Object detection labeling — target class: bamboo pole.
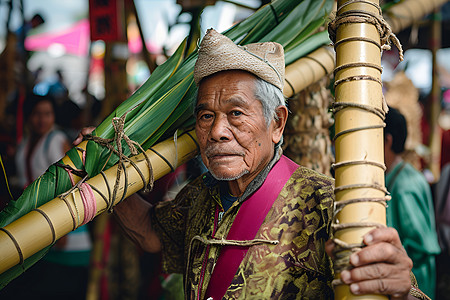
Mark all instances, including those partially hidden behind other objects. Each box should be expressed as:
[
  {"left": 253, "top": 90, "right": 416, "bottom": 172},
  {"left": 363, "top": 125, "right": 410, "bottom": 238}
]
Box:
[
  {"left": 283, "top": 0, "right": 450, "bottom": 98},
  {"left": 283, "top": 46, "right": 335, "bottom": 98},
  {"left": 384, "top": 0, "right": 449, "bottom": 34},
  {"left": 0, "top": 130, "right": 199, "bottom": 275},
  {"left": 332, "top": 0, "right": 387, "bottom": 299}
]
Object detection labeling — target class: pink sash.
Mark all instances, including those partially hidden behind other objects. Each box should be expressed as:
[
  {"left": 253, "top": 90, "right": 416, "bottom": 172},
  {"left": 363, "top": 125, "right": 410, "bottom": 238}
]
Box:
[{"left": 205, "top": 155, "right": 298, "bottom": 299}]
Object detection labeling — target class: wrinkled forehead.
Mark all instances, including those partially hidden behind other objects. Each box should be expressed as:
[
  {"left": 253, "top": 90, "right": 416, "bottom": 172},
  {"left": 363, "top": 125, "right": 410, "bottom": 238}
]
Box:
[{"left": 196, "top": 70, "right": 257, "bottom": 98}]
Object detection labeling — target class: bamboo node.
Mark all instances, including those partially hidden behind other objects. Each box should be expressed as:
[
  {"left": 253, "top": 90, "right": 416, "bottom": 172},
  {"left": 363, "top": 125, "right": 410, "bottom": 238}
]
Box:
[
  {"left": 331, "top": 101, "right": 386, "bottom": 120},
  {"left": 32, "top": 208, "right": 56, "bottom": 245},
  {"left": 333, "top": 124, "right": 385, "bottom": 141},
  {"left": 332, "top": 160, "right": 386, "bottom": 171},
  {"left": 0, "top": 228, "right": 24, "bottom": 265},
  {"left": 334, "top": 75, "right": 382, "bottom": 89},
  {"left": 334, "top": 183, "right": 388, "bottom": 194},
  {"left": 328, "top": 0, "right": 404, "bottom": 61}
]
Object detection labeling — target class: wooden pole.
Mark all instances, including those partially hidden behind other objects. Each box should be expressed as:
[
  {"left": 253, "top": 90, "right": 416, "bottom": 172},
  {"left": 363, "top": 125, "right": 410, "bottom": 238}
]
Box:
[
  {"left": 332, "top": 0, "right": 388, "bottom": 299},
  {"left": 130, "top": 0, "right": 157, "bottom": 73},
  {"left": 428, "top": 9, "right": 442, "bottom": 181},
  {"left": 0, "top": 130, "right": 199, "bottom": 275}
]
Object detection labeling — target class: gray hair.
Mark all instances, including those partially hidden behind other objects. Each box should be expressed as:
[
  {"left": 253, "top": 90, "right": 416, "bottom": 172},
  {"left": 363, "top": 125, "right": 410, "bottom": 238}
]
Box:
[{"left": 253, "top": 77, "right": 286, "bottom": 127}]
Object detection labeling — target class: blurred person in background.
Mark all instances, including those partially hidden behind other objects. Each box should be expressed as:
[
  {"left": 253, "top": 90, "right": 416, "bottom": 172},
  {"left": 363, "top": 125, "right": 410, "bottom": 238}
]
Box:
[
  {"left": 15, "top": 93, "right": 70, "bottom": 188},
  {"left": 1, "top": 93, "right": 91, "bottom": 300},
  {"left": 384, "top": 107, "right": 441, "bottom": 299}
]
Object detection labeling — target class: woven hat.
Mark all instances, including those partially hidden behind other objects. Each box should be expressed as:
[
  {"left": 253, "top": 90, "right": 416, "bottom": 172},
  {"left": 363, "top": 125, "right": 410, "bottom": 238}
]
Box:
[{"left": 194, "top": 29, "right": 285, "bottom": 91}]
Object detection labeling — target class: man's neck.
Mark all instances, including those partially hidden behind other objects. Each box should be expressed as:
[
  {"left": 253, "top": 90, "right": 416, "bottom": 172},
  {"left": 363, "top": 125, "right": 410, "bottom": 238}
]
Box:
[{"left": 386, "top": 155, "right": 403, "bottom": 174}]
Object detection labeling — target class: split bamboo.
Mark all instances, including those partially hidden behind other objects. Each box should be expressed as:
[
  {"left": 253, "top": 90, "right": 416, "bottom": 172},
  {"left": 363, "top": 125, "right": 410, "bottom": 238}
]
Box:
[
  {"left": 332, "top": 0, "right": 387, "bottom": 299},
  {"left": 0, "top": 130, "right": 199, "bottom": 275}
]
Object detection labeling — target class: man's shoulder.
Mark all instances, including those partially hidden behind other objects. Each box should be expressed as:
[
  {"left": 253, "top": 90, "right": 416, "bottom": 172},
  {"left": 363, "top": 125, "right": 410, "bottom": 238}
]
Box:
[
  {"left": 396, "top": 163, "right": 430, "bottom": 189},
  {"left": 281, "top": 165, "right": 334, "bottom": 209},
  {"left": 290, "top": 165, "right": 334, "bottom": 192}
]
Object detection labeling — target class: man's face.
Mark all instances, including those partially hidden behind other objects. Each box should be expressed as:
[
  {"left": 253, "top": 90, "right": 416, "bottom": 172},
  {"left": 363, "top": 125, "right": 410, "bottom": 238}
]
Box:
[{"left": 195, "top": 70, "right": 281, "bottom": 188}]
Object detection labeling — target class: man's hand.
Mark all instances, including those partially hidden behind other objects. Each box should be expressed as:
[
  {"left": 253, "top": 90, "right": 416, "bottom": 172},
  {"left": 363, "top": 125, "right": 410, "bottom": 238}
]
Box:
[
  {"left": 73, "top": 126, "right": 96, "bottom": 146},
  {"left": 326, "top": 227, "right": 413, "bottom": 299}
]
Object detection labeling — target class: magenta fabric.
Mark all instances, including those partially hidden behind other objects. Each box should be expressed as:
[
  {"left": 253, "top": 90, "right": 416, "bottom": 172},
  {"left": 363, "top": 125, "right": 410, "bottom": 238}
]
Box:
[{"left": 205, "top": 155, "right": 299, "bottom": 299}]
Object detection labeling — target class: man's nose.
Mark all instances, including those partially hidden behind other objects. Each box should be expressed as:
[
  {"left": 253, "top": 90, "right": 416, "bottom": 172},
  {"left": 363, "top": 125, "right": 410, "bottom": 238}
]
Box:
[{"left": 209, "top": 115, "right": 232, "bottom": 142}]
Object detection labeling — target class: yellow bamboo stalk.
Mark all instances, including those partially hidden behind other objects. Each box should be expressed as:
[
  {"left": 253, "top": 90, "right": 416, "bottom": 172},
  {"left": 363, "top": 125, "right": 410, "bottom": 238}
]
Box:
[
  {"left": 332, "top": 0, "right": 387, "bottom": 299},
  {"left": 283, "top": 46, "right": 335, "bottom": 98},
  {"left": 283, "top": 0, "right": 449, "bottom": 98},
  {"left": 384, "top": 0, "right": 449, "bottom": 34},
  {"left": 0, "top": 130, "right": 199, "bottom": 275}
]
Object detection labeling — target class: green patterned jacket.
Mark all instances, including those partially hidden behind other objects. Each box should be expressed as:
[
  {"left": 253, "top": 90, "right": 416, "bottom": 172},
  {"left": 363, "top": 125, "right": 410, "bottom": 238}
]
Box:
[{"left": 150, "top": 158, "right": 335, "bottom": 299}]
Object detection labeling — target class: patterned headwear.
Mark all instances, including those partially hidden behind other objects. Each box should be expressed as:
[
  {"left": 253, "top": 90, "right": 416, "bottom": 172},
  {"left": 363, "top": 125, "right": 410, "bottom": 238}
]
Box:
[{"left": 194, "top": 29, "right": 285, "bottom": 91}]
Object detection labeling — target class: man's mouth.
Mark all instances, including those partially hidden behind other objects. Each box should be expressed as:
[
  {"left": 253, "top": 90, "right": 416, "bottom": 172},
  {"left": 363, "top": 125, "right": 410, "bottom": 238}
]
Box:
[
  {"left": 205, "top": 146, "right": 245, "bottom": 159},
  {"left": 207, "top": 153, "right": 241, "bottom": 160}
]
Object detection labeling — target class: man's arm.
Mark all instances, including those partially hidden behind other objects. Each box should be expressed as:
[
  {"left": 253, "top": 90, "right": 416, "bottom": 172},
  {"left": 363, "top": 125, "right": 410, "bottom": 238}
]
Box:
[{"left": 113, "top": 193, "right": 162, "bottom": 253}]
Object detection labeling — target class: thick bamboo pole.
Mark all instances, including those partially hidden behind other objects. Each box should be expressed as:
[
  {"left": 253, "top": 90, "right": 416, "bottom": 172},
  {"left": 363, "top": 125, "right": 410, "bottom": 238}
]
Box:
[
  {"left": 384, "top": 0, "right": 449, "bottom": 34},
  {"left": 332, "top": 0, "right": 387, "bottom": 299},
  {"left": 0, "top": 130, "right": 199, "bottom": 275},
  {"left": 283, "top": 46, "right": 335, "bottom": 98},
  {"left": 283, "top": 0, "right": 450, "bottom": 97}
]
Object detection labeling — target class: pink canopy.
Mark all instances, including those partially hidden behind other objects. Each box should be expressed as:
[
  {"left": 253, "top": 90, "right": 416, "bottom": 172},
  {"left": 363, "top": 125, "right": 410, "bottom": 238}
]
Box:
[
  {"left": 25, "top": 19, "right": 160, "bottom": 56},
  {"left": 25, "top": 19, "right": 90, "bottom": 56}
]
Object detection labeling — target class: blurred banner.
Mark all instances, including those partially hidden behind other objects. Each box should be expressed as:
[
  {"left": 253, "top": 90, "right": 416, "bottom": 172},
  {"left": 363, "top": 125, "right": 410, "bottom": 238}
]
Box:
[{"left": 89, "top": 0, "right": 124, "bottom": 42}]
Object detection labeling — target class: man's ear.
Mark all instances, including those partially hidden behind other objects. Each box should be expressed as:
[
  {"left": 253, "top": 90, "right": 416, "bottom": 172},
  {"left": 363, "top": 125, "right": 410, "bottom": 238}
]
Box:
[
  {"left": 272, "top": 105, "right": 288, "bottom": 144},
  {"left": 385, "top": 133, "right": 393, "bottom": 150}
]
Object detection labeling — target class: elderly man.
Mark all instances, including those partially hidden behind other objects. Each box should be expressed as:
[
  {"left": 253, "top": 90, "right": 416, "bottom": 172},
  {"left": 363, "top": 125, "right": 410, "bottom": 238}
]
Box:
[{"left": 79, "top": 29, "right": 422, "bottom": 299}]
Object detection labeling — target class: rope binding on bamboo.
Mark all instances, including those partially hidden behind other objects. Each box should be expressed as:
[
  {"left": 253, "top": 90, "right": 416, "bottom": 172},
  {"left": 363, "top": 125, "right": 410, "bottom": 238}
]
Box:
[
  {"left": 328, "top": 0, "right": 404, "bottom": 288},
  {"left": 55, "top": 103, "right": 155, "bottom": 234}
]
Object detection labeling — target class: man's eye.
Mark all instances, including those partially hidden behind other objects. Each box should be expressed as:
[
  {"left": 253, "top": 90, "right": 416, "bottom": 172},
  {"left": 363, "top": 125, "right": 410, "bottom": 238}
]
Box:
[
  {"left": 231, "top": 111, "right": 242, "bottom": 117},
  {"left": 200, "top": 113, "right": 213, "bottom": 120}
]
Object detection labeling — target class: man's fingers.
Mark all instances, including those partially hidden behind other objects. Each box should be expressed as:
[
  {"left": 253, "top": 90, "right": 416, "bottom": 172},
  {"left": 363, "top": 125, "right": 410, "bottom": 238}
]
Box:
[
  {"left": 341, "top": 264, "right": 411, "bottom": 297},
  {"left": 332, "top": 227, "right": 413, "bottom": 298},
  {"left": 325, "top": 239, "right": 335, "bottom": 258},
  {"left": 73, "top": 133, "right": 84, "bottom": 145},
  {"left": 363, "top": 227, "right": 404, "bottom": 249},
  {"left": 73, "top": 126, "right": 96, "bottom": 146},
  {"left": 341, "top": 263, "right": 410, "bottom": 283},
  {"left": 346, "top": 278, "right": 411, "bottom": 298},
  {"left": 81, "top": 126, "right": 96, "bottom": 136},
  {"left": 349, "top": 241, "right": 412, "bottom": 268}
]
